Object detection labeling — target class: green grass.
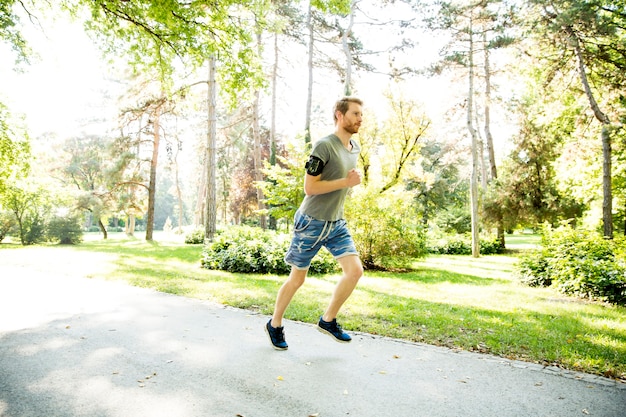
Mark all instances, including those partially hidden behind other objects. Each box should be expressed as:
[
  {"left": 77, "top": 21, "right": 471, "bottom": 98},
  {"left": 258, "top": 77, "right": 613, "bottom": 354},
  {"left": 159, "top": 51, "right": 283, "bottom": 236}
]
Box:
[{"left": 4, "top": 231, "right": 625, "bottom": 382}]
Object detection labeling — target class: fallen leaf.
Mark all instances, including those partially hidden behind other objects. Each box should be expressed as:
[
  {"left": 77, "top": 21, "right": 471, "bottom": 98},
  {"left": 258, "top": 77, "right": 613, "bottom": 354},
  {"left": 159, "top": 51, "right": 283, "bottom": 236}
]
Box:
[
  {"left": 393, "top": 355, "right": 400, "bottom": 359},
  {"left": 379, "top": 370, "right": 387, "bottom": 374},
  {"left": 308, "top": 414, "right": 320, "bottom": 417},
  {"left": 277, "top": 376, "right": 284, "bottom": 381}
]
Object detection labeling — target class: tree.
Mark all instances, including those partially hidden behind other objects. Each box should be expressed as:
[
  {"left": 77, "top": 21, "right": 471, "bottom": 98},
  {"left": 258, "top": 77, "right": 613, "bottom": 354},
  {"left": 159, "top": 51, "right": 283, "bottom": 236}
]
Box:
[
  {"left": 425, "top": 0, "right": 518, "bottom": 255},
  {"left": 409, "top": 138, "right": 469, "bottom": 232},
  {"left": 0, "top": 103, "right": 30, "bottom": 196},
  {"left": 426, "top": 0, "right": 482, "bottom": 256},
  {"left": 1, "top": 182, "right": 47, "bottom": 245},
  {"left": 54, "top": 134, "right": 114, "bottom": 239},
  {"left": 484, "top": 83, "right": 586, "bottom": 229},
  {"left": 525, "top": 0, "right": 626, "bottom": 238},
  {"left": 0, "top": 0, "right": 33, "bottom": 66}
]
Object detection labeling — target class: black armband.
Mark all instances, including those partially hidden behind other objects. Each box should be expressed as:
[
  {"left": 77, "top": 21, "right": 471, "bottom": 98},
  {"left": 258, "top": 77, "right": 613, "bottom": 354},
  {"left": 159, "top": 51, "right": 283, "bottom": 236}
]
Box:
[{"left": 305, "top": 156, "right": 325, "bottom": 176}]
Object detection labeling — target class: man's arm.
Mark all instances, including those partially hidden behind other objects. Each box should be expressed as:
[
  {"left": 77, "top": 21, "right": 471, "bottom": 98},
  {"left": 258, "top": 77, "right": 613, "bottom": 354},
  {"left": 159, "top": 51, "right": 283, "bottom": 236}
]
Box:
[{"left": 304, "top": 169, "right": 361, "bottom": 196}]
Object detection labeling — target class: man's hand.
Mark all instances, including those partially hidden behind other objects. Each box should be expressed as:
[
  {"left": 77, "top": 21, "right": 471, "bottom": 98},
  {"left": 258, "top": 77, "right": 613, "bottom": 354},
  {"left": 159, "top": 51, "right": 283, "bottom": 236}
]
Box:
[{"left": 346, "top": 169, "right": 361, "bottom": 187}]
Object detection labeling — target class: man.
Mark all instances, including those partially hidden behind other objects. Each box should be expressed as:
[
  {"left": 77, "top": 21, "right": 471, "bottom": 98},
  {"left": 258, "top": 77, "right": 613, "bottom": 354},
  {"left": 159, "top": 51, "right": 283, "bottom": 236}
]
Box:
[{"left": 265, "top": 97, "right": 364, "bottom": 350}]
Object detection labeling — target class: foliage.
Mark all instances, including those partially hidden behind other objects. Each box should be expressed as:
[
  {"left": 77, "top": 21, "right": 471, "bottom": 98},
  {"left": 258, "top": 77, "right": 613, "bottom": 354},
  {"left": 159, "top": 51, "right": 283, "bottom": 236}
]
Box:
[
  {"left": 345, "top": 188, "right": 427, "bottom": 269},
  {"left": 518, "top": 224, "right": 626, "bottom": 305},
  {"left": 427, "top": 233, "right": 505, "bottom": 255},
  {"left": 201, "top": 226, "right": 337, "bottom": 275},
  {"left": 0, "top": 0, "right": 32, "bottom": 65},
  {"left": 484, "top": 88, "right": 587, "bottom": 230},
  {"left": 257, "top": 146, "right": 306, "bottom": 226},
  {"left": 184, "top": 227, "right": 205, "bottom": 245},
  {"left": 0, "top": 210, "right": 16, "bottom": 242},
  {"left": 73, "top": 0, "right": 266, "bottom": 102},
  {"left": 0, "top": 103, "right": 30, "bottom": 196},
  {"left": 0, "top": 183, "right": 49, "bottom": 245},
  {"left": 47, "top": 213, "right": 84, "bottom": 244},
  {"left": 408, "top": 137, "right": 469, "bottom": 233}
]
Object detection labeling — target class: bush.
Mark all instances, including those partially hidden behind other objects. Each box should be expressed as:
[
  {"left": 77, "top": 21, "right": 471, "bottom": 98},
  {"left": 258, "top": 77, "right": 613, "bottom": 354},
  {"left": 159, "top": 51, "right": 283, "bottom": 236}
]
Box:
[
  {"left": 22, "top": 211, "right": 46, "bottom": 245},
  {"left": 201, "top": 226, "right": 337, "bottom": 275},
  {"left": 517, "top": 225, "right": 626, "bottom": 305},
  {"left": 47, "top": 214, "right": 83, "bottom": 244},
  {"left": 427, "top": 233, "right": 505, "bottom": 255},
  {"left": 185, "top": 227, "right": 206, "bottom": 244},
  {"left": 518, "top": 251, "right": 551, "bottom": 287},
  {"left": 345, "top": 189, "right": 427, "bottom": 269}
]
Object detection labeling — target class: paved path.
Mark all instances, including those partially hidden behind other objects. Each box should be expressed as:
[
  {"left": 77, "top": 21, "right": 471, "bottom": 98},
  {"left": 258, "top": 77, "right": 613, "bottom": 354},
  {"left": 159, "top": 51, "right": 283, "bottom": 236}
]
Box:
[{"left": 1, "top": 248, "right": 625, "bottom": 417}]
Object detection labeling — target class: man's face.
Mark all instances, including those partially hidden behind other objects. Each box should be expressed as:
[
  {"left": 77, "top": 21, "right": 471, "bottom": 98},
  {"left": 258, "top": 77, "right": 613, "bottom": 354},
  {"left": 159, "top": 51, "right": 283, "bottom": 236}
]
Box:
[{"left": 339, "top": 102, "right": 363, "bottom": 134}]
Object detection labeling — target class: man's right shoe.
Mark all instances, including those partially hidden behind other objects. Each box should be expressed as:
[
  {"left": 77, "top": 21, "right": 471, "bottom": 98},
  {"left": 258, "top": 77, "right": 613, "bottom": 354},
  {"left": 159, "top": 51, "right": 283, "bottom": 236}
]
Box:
[{"left": 265, "top": 319, "right": 288, "bottom": 350}]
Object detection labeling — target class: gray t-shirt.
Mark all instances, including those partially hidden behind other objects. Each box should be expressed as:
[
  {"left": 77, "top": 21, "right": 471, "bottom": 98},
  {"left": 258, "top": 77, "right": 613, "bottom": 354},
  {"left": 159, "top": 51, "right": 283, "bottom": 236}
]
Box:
[{"left": 299, "top": 134, "right": 361, "bottom": 221}]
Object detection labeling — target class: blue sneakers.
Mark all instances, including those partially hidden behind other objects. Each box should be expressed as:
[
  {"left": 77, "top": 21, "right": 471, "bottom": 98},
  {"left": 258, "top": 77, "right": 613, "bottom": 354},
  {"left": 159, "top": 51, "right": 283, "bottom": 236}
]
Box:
[
  {"left": 317, "top": 316, "right": 352, "bottom": 343},
  {"left": 265, "top": 319, "right": 288, "bottom": 350}
]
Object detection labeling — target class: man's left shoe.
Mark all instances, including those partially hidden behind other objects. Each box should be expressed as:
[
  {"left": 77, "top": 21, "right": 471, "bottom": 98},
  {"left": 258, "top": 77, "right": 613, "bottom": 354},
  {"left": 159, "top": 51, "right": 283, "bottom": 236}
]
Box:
[{"left": 317, "top": 316, "right": 352, "bottom": 343}]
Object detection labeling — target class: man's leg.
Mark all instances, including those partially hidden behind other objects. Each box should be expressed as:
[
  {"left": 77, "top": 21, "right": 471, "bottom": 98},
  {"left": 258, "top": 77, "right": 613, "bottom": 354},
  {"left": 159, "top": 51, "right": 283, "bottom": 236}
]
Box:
[
  {"left": 322, "top": 254, "right": 363, "bottom": 322},
  {"left": 271, "top": 266, "right": 308, "bottom": 327}
]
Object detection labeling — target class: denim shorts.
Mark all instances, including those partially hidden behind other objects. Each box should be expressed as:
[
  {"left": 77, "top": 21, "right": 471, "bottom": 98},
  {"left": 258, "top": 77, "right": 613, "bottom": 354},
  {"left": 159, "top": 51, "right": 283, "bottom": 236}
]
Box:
[{"left": 284, "top": 211, "right": 359, "bottom": 270}]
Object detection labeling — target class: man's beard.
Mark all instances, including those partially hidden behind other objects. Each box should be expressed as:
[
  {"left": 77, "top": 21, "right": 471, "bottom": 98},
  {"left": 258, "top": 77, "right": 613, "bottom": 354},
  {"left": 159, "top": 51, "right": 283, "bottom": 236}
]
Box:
[{"left": 344, "top": 122, "right": 360, "bottom": 134}]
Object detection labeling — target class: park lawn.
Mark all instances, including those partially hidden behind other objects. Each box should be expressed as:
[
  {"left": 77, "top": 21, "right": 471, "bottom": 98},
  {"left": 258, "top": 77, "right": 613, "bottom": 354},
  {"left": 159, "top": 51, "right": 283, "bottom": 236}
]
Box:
[{"left": 6, "top": 231, "right": 625, "bottom": 382}]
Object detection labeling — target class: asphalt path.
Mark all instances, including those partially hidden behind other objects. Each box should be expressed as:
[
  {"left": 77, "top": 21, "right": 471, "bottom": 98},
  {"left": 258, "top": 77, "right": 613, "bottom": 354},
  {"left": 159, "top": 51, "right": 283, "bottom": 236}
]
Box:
[{"left": 1, "top": 248, "right": 625, "bottom": 417}]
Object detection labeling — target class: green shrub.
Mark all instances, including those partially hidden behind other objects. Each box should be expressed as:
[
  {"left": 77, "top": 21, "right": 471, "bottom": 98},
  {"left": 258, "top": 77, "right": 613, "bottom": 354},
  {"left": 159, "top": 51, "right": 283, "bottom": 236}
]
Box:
[
  {"left": 201, "top": 226, "right": 337, "bottom": 275},
  {"left": 185, "top": 228, "right": 206, "bottom": 244},
  {"left": 427, "top": 233, "right": 505, "bottom": 255},
  {"left": 518, "top": 250, "right": 551, "bottom": 287},
  {"left": 22, "top": 211, "right": 46, "bottom": 245},
  {"left": 517, "top": 225, "right": 626, "bottom": 305},
  {"left": 47, "top": 214, "right": 83, "bottom": 244},
  {"left": 346, "top": 189, "right": 427, "bottom": 269}
]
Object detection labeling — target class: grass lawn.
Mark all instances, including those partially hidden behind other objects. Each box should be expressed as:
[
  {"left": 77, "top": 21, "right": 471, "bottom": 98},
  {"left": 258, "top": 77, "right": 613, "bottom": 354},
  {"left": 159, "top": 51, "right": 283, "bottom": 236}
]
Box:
[{"left": 3, "top": 231, "right": 625, "bottom": 382}]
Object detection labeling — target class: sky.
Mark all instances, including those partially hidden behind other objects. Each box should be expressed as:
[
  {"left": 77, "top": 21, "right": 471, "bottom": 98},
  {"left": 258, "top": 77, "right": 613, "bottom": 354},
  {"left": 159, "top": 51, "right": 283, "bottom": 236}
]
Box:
[
  {"left": 0, "top": 4, "right": 518, "bottom": 161},
  {"left": 0, "top": 14, "right": 118, "bottom": 138}
]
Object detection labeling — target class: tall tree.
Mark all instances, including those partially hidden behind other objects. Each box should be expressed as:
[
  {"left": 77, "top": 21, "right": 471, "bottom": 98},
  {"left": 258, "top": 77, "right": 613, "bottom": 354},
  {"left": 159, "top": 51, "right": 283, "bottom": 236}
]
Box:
[
  {"left": 525, "top": 0, "right": 626, "bottom": 238},
  {"left": 426, "top": 0, "right": 483, "bottom": 256}
]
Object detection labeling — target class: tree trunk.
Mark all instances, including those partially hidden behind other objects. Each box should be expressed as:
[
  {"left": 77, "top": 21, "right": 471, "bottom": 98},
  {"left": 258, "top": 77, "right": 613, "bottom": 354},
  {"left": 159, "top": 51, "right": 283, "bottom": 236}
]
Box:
[
  {"left": 601, "top": 125, "right": 613, "bottom": 238},
  {"left": 304, "top": 1, "right": 314, "bottom": 145},
  {"left": 174, "top": 156, "right": 184, "bottom": 233},
  {"left": 145, "top": 105, "right": 160, "bottom": 241},
  {"left": 483, "top": 29, "right": 504, "bottom": 247},
  {"left": 341, "top": 3, "right": 355, "bottom": 96},
  {"left": 204, "top": 55, "right": 218, "bottom": 242},
  {"left": 570, "top": 27, "right": 613, "bottom": 238},
  {"left": 126, "top": 214, "right": 135, "bottom": 237},
  {"left": 195, "top": 148, "right": 207, "bottom": 227},
  {"left": 467, "top": 17, "right": 480, "bottom": 258},
  {"left": 269, "top": 30, "right": 279, "bottom": 230},
  {"left": 253, "top": 31, "right": 266, "bottom": 229},
  {"left": 98, "top": 217, "right": 108, "bottom": 240}
]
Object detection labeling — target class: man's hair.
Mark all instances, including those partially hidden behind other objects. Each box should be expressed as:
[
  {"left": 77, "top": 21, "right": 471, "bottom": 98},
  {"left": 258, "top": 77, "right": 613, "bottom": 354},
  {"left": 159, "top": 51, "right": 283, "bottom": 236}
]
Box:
[{"left": 333, "top": 96, "right": 363, "bottom": 122}]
